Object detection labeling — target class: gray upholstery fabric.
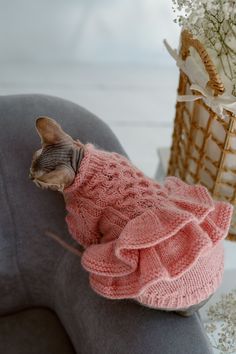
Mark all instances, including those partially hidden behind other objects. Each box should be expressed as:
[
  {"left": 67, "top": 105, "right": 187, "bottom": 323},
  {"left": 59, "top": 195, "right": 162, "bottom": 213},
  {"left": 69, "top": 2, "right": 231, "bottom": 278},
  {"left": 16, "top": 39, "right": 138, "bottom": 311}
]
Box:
[
  {"left": 0, "top": 308, "right": 75, "bottom": 354},
  {"left": 0, "top": 94, "right": 213, "bottom": 354}
]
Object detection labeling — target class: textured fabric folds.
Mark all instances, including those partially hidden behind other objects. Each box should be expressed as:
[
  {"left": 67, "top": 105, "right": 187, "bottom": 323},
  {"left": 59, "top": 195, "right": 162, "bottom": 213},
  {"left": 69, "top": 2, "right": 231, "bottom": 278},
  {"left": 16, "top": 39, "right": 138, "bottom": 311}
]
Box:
[{"left": 64, "top": 144, "right": 233, "bottom": 310}]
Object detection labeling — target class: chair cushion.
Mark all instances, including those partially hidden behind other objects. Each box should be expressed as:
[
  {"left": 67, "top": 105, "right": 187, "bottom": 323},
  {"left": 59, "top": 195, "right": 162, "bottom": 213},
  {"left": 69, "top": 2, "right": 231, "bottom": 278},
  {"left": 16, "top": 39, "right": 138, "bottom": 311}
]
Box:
[
  {"left": 0, "top": 94, "right": 213, "bottom": 354},
  {"left": 0, "top": 308, "right": 75, "bottom": 354}
]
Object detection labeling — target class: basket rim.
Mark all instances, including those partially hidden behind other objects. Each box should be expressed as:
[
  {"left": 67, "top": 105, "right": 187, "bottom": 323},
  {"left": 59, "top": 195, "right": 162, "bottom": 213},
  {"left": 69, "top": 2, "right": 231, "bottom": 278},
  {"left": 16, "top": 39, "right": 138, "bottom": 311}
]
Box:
[{"left": 180, "top": 30, "right": 225, "bottom": 97}]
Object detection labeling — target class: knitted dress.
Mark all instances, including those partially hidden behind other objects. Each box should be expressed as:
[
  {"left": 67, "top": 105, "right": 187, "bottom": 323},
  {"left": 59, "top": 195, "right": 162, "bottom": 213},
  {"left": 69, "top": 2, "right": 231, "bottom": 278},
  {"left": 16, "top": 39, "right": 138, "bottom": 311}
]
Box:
[{"left": 63, "top": 144, "right": 233, "bottom": 310}]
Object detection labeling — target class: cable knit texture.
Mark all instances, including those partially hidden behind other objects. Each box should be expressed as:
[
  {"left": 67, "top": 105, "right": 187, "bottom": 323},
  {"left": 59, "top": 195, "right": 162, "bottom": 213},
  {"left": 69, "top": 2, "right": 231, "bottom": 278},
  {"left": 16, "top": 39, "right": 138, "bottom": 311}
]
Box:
[{"left": 63, "top": 144, "right": 233, "bottom": 310}]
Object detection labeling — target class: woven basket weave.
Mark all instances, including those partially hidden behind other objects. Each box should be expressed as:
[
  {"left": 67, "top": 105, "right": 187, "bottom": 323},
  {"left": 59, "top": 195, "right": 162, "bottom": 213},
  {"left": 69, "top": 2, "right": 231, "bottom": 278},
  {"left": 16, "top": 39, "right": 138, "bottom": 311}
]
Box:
[{"left": 167, "top": 30, "right": 236, "bottom": 241}]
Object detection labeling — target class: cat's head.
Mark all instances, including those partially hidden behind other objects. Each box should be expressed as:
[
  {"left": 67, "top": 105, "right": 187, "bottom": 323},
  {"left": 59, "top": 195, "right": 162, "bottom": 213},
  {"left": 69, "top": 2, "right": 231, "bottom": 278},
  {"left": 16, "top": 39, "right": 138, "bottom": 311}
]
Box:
[{"left": 29, "top": 116, "right": 84, "bottom": 192}]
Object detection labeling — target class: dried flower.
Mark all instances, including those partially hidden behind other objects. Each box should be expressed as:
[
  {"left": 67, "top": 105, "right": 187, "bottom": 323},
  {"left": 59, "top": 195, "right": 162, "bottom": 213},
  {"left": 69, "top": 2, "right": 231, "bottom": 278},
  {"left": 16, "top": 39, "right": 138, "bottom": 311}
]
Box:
[
  {"left": 204, "top": 289, "right": 236, "bottom": 353},
  {"left": 172, "top": 0, "right": 236, "bottom": 96}
]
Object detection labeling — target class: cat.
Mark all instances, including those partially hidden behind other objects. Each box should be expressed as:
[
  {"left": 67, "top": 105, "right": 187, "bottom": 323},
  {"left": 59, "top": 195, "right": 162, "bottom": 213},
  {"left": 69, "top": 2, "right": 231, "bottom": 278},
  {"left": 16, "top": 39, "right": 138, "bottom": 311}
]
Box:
[
  {"left": 29, "top": 116, "right": 84, "bottom": 192},
  {"left": 30, "top": 116, "right": 217, "bottom": 316}
]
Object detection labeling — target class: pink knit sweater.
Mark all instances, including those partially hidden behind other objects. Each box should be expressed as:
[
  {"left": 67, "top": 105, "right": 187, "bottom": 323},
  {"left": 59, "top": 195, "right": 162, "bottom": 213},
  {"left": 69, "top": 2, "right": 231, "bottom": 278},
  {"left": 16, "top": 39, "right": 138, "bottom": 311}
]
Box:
[{"left": 63, "top": 144, "right": 233, "bottom": 310}]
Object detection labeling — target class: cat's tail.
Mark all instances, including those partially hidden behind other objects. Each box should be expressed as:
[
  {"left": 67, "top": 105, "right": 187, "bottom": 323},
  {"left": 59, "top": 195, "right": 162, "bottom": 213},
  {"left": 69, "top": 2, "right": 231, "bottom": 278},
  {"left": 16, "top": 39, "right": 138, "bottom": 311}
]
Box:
[{"left": 45, "top": 230, "right": 83, "bottom": 257}]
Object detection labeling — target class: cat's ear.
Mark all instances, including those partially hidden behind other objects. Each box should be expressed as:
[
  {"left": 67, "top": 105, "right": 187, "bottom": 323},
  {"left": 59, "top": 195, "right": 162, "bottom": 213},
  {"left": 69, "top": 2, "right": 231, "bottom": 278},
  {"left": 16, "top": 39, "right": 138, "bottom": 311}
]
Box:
[
  {"left": 35, "top": 116, "right": 72, "bottom": 145},
  {"left": 36, "top": 167, "right": 75, "bottom": 192}
]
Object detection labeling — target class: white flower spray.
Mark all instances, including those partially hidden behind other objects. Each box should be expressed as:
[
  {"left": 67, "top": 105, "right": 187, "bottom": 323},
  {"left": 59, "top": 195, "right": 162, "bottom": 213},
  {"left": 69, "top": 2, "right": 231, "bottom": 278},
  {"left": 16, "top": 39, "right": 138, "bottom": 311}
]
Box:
[
  {"left": 205, "top": 289, "right": 236, "bottom": 354},
  {"left": 172, "top": 0, "right": 236, "bottom": 95}
]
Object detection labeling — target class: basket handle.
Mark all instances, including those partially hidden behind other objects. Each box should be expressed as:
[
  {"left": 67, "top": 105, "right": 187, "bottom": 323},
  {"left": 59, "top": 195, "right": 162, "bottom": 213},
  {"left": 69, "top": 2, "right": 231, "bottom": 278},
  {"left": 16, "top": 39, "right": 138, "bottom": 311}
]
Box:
[{"left": 180, "top": 30, "right": 225, "bottom": 96}]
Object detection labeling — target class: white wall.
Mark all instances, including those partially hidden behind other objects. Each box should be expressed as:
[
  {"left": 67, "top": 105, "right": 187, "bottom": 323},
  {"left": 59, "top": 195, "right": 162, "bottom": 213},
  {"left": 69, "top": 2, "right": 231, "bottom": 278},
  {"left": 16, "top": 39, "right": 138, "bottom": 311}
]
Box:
[
  {"left": 0, "top": 0, "right": 180, "bottom": 177},
  {"left": 0, "top": 0, "right": 179, "bottom": 64}
]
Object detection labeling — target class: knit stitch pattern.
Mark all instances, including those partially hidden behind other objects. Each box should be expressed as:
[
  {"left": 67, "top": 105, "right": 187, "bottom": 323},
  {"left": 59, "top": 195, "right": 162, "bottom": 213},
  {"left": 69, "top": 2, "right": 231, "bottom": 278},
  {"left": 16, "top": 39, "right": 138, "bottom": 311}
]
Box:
[{"left": 63, "top": 144, "right": 233, "bottom": 310}]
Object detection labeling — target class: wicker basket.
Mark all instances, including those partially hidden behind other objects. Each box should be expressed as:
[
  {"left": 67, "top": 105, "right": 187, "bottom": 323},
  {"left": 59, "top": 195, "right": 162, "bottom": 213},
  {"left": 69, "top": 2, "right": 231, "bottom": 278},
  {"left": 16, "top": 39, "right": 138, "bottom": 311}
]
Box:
[{"left": 167, "top": 30, "right": 236, "bottom": 241}]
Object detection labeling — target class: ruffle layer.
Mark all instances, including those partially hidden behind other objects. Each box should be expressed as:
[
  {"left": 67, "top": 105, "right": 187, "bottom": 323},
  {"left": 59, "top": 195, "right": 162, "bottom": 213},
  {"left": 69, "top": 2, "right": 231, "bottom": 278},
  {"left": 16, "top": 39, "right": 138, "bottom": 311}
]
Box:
[{"left": 81, "top": 176, "right": 233, "bottom": 299}]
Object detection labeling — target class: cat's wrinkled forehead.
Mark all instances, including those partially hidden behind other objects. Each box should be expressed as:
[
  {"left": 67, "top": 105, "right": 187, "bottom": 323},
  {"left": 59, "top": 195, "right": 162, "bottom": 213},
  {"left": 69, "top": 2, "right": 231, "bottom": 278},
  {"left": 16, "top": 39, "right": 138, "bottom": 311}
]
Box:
[{"left": 32, "top": 142, "right": 74, "bottom": 172}]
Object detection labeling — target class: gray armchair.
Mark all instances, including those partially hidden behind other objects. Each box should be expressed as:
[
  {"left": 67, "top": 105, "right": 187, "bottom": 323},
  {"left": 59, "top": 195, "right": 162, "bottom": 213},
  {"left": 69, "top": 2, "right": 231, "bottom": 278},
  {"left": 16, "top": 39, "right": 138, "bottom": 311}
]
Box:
[{"left": 0, "top": 94, "right": 213, "bottom": 354}]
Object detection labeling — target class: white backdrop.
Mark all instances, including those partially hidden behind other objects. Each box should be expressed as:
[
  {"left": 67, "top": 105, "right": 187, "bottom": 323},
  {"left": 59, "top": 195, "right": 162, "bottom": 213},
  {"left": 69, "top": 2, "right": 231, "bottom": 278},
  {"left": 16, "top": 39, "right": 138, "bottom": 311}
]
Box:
[
  {"left": 0, "top": 0, "right": 179, "bottom": 64},
  {"left": 0, "top": 0, "right": 180, "bottom": 177}
]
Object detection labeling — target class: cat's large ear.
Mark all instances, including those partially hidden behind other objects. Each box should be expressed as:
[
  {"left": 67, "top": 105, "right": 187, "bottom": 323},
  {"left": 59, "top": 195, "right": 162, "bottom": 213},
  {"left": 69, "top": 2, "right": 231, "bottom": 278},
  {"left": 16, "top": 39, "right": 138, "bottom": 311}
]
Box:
[
  {"left": 36, "top": 167, "right": 75, "bottom": 192},
  {"left": 35, "top": 116, "right": 72, "bottom": 145}
]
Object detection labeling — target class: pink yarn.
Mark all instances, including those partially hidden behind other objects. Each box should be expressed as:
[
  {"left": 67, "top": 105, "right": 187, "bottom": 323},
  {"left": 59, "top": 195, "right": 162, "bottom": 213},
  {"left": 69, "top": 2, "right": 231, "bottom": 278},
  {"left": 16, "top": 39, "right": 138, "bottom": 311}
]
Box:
[{"left": 63, "top": 144, "right": 233, "bottom": 310}]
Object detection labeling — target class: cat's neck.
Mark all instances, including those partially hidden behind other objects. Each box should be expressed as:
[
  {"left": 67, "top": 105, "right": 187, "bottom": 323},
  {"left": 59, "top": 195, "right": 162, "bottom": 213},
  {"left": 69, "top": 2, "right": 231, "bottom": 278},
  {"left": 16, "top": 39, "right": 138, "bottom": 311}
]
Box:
[{"left": 72, "top": 146, "right": 85, "bottom": 173}]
